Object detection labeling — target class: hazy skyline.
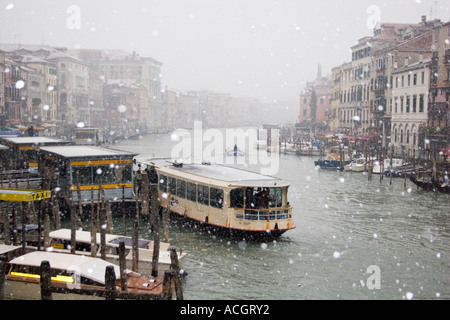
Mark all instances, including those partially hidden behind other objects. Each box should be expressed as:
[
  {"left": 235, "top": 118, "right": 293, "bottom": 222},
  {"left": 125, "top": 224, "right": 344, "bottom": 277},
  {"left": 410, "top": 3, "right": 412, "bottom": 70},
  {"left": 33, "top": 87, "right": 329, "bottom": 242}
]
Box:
[{"left": 1, "top": 0, "right": 449, "bottom": 103}]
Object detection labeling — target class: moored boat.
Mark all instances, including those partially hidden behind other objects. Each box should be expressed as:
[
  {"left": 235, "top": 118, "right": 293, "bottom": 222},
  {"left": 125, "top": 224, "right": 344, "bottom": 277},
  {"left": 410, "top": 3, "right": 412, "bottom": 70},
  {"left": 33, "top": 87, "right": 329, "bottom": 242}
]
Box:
[
  {"left": 314, "top": 146, "right": 350, "bottom": 170},
  {"left": 139, "top": 158, "right": 295, "bottom": 240},
  {"left": 344, "top": 158, "right": 368, "bottom": 172},
  {"left": 47, "top": 229, "right": 187, "bottom": 277},
  {"left": 409, "top": 174, "right": 450, "bottom": 193},
  {"left": 2, "top": 251, "right": 168, "bottom": 300},
  {"left": 373, "top": 158, "right": 407, "bottom": 175}
]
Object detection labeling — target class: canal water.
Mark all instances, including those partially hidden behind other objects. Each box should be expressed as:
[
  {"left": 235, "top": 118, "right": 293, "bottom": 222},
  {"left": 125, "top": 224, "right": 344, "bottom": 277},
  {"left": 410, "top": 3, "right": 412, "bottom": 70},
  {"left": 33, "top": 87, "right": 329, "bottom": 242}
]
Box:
[{"left": 112, "top": 131, "right": 449, "bottom": 300}]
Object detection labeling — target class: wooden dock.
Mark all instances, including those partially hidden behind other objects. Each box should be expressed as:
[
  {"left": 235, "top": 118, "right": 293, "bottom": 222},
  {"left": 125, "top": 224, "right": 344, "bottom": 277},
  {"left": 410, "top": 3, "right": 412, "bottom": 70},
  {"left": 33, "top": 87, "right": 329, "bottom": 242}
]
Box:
[{"left": 0, "top": 173, "right": 185, "bottom": 300}]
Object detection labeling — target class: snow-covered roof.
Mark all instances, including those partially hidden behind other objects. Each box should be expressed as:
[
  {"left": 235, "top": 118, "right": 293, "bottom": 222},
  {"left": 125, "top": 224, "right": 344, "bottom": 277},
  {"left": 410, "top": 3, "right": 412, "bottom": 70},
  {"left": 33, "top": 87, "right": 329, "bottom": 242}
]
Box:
[
  {"left": 8, "top": 251, "right": 120, "bottom": 284},
  {"left": 39, "top": 145, "right": 137, "bottom": 159}
]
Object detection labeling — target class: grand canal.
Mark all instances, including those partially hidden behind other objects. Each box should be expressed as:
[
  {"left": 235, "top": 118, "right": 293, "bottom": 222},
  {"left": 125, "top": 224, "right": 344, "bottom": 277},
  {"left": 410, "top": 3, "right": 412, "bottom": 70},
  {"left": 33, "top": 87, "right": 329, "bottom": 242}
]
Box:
[{"left": 113, "top": 131, "right": 449, "bottom": 300}]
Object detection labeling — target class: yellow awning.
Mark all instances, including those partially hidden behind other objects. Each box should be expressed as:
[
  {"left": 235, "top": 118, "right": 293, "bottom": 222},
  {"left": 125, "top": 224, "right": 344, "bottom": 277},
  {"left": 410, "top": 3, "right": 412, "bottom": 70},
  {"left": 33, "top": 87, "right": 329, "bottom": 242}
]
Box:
[{"left": 0, "top": 188, "right": 51, "bottom": 202}]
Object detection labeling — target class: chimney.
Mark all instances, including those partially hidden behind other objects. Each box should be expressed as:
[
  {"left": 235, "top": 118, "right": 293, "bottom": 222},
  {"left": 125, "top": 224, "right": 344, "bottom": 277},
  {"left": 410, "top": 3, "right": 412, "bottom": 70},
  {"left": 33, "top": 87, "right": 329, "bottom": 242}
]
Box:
[{"left": 421, "top": 15, "right": 426, "bottom": 24}]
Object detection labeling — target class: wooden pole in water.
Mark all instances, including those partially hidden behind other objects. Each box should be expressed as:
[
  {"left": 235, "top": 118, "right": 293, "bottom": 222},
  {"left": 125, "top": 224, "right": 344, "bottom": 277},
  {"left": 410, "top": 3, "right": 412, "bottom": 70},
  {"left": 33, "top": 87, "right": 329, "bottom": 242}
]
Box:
[
  {"left": 40, "top": 260, "right": 52, "bottom": 300},
  {"left": 70, "top": 199, "right": 76, "bottom": 254},
  {"left": 132, "top": 220, "right": 139, "bottom": 273},
  {"left": 141, "top": 171, "right": 149, "bottom": 216},
  {"left": 76, "top": 183, "right": 82, "bottom": 219},
  {"left": 1, "top": 203, "right": 11, "bottom": 245},
  {"left": 105, "top": 265, "right": 117, "bottom": 301},
  {"left": 163, "top": 205, "right": 170, "bottom": 243},
  {"left": 43, "top": 199, "right": 50, "bottom": 250},
  {"left": 52, "top": 194, "right": 61, "bottom": 230},
  {"left": 90, "top": 187, "right": 97, "bottom": 258},
  {"left": 118, "top": 241, "right": 127, "bottom": 291},
  {"left": 169, "top": 246, "right": 183, "bottom": 300},
  {"left": 100, "top": 193, "right": 106, "bottom": 261},
  {"left": 106, "top": 200, "right": 113, "bottom": 234},
  {"left": 162, "top": 270, "right": 173, "bottom": 300},
  {"left": 122, "top": 185, "right": 126, "bottom": 236},
  {"left": 21, "top": 203, "right": 26, "bottom": 253},
  {"left": 12, "top": 205, "right": 17, "bottom": 246},
  {"left": 150, "top": 183, "right": 160, "bottom": 277},
  {"left": 0, "top": 257, "right": 6, "bottom": 300}
]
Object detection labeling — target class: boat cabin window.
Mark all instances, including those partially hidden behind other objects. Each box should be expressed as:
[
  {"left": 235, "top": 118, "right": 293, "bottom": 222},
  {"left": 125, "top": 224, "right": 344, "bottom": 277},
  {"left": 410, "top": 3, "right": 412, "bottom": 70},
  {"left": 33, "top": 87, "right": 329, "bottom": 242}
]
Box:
[
  {"left": 246, "top": 187, "right": 270, "bottom": 209},
  {"left": 177, "top": 180, "right": 186, "bottom": 199},
  {"left": 269, "top": 188, "right": 282, "bottom": 208},
  {"left": 187, "top": 182, "right": 196, "bottom": 202},
  {"left": 73, "top": 163, "right": 132, "bottom": 185},
  {"left": 230, "top": 189, "right": 244, "bottom": 208},
  {"left": 197, "top": 185, "right": 209, "bottom": 206},
  {"left": 93, "top": 165, "right": 115, "bottom": 184},
  {"left": 73, "top": 166, "right": 91, "bottom": 185},
  {"left": 210, "top": 187, "right": 224, "bottom": 209},
  {"left": 51, "top": 239, "right": 95, "bottom": 253},
  {"left": 159, "top": 174, "right": 167, "bottom": 192},
  {"left": 168, "top": 177, "right": 177, "bottom": 195}
]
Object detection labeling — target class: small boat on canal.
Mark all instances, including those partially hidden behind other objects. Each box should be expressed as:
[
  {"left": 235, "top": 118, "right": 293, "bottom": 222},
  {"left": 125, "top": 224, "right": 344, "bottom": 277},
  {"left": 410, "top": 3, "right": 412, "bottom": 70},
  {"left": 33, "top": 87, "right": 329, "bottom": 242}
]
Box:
[
  {"left": 47, "top": 229, "right": 187, "bottom": 277},
  {"left": 138, "top": 158, "right": 295, "bottom": 240},
  {"left": 409, "top": 174, "right": 450, "bottom": 194},
  {"left": 314, "top": 146, "right": 350, "bottom": 170},
  {"left": 344, "top": 158, "right": 369, "bottom": 172},
  {"left": 2, "top": 251, "right": 168, "bottom": 300},
  {"left": 373, "top": 158, "right": 408, "bottom": 175}
]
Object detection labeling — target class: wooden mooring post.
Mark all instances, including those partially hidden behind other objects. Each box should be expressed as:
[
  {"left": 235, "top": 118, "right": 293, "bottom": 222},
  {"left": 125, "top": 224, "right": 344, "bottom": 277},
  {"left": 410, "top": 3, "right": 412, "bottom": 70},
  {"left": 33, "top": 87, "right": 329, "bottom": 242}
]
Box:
[
  {"left": 0, "top": 257, "right": 6, "bottom": 300},
  {"left": 169, "top": 246, "right": 183, "bottom": 300},
  {"left": 150, "top": 183, "right": 160, "bottom": 277},
  {"left": 132, "top": 220, "right": 139, "bottom": 272}
]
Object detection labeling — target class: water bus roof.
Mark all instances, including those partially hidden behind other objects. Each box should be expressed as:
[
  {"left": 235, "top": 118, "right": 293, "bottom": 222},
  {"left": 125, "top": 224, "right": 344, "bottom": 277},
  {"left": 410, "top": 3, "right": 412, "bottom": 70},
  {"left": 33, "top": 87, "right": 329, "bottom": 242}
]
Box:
[
  {"left": 39, "top": 145, "right": 137, "bottom": 160},
  {"left": 8, "top": 251, "right": 120, "bottom": 284},
  {"left": 0, "top": 244, "right": 21, "bottom": 255},
  {"left": 142, "top": 158, "right": 289, "bottom": 188},
  {"left": 49, "top": 229, "right": 152, "bottom": 249},
  {"left": 0, "top": 136, "right": 71, "bottom": 146}
]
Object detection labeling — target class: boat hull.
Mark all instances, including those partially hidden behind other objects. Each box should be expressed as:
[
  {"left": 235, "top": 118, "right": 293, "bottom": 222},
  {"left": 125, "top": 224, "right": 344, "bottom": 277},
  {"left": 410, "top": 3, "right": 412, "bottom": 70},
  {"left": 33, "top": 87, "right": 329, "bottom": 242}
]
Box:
[
  {"left": 314, "top": 160, "right": 347, "bottom": 170},
  {"left": 409, "top": 175, "right": 450, "bottom": 193},
  {"left": 3, "top": 279, "right": 105, "bottom": 300},
  {"left": 169, "top": 210, "right": 292, "bottom": 240}
]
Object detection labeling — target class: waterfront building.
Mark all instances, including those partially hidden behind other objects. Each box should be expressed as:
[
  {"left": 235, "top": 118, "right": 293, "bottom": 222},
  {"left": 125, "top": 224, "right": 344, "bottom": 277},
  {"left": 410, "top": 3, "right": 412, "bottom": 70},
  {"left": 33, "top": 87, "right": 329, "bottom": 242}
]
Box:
[
  {"left": 328, "top": 65, "right": 342, "bottom": 132},
  {"left": 427, "top": 22, "right": 450, "bottom": 157},
  {"left": 298, "top": 64, "right": 332, "bottom": 133},
  {"left": 320, "top": 16, "right": 445, "bottom": 159},
  {"left": 23, "top": 55, "right": 59, "bottom": 135},
  {"left": 390, "top": 31, "right": 433, "bottom": 158},
  {"left": 348, "top": 37, "right": 372, "bottom": 135},
  {"left": 45, "top": 50, "right": 91, "bottom": 134}
]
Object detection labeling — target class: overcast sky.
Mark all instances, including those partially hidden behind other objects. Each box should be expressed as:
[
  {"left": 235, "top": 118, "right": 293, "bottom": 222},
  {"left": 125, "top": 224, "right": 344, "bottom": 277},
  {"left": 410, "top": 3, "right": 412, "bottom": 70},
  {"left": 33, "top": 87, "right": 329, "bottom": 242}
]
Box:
[{"left": 1, "top": 0, "right": 449, "bottom": 102}]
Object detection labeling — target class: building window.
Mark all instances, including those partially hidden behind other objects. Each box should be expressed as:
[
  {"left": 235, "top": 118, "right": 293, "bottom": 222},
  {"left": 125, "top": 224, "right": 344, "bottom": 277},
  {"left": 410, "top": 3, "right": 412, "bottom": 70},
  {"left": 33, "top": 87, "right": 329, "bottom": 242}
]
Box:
[
  {"left": 413, "top": 73, "right": 417, "bottom": 85},
  {"left": 412, "top": 95, "right": 417, "bottom": 112},
  {"left": 419, "top": 95, "right": 424, "bottom": 112},
  {"left": 406, "top": 96, "right": 410, "bottom": 113}
]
